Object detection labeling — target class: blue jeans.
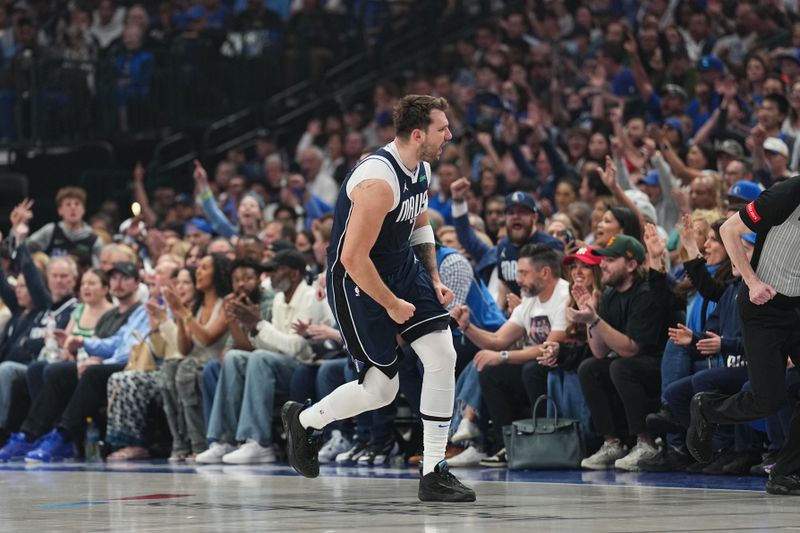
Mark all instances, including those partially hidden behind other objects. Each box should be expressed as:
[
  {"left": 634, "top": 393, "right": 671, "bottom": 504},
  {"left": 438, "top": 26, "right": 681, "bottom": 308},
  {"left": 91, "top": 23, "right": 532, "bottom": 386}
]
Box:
[
  {"left": 660, "top": 340, "right": 720, "bottom": 400},
  {"left": 206, "top": 349, "right": 297, "bottom": 447},
  {"left": 201, "top": 359, "right": 221, "bottom": 429},
  {"left": 318, "top": 358, "right": 395, "bottom": 444},
  {"left": 290, "top": 364, "right": 319, "bottom": 403},
  {"left": 664, "top": 366, "right": 750, "bottom": 449},
  {"left": 0, "top": 361, "right": 27, "bottom": 428},
  {"left": 454, "top": 363, "right": 482, "bottom": 418}
]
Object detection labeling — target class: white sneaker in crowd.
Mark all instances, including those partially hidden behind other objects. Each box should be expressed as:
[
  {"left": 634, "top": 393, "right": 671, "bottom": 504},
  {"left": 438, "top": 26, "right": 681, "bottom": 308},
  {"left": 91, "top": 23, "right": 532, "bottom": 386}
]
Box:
[
  {"left": 195, "top": 442, "right": 236, "bottom": 464},
  {"left": 447, "top": 445, "right": 487, "bottom": 467},
  {"left": 580, "top": 440, "right": 627, "bottom": 470},
  {"left": 451, "top": 418, "right": 481, "bottom": 443},
  {"left": 614, "top": 440, "right": 660, "bottom": 472},
  {"left": 335, "top": 442, "right": 369, "bottom": 464},
  {"left": 222, "top": 439, "right": 276, "bottom": 464},
  {"left": 318, "top": 430, "right": 352, "bottom": 463}
]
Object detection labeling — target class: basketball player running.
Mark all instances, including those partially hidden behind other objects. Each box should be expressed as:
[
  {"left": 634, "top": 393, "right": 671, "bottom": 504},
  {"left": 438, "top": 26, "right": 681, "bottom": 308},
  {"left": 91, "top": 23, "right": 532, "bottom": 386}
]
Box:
[{"left": 282, "top": 95, "right": 475, "bottom": 502}]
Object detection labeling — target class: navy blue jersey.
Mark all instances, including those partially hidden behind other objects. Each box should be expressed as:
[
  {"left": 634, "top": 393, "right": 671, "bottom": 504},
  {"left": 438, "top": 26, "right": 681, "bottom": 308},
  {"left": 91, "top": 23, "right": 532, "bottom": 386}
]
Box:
[
  {"left": 328, "top": 143, "right": 430, "bottom": 275},
  {"left": 325, "top": 142, "right": 450, "bottom": 380},
  {"left": 496, "top": 231, "right": 564, "bottom": 295}
]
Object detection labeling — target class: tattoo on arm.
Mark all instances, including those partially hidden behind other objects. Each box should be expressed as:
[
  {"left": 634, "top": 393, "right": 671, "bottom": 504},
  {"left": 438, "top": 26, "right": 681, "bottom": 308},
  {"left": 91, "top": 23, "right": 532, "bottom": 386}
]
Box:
[
  {"left": 413, "top": 242, "right": 438, "bottom": 279},
  {"left": 355, "top": 181, "right": 379, "bottom": 192}
]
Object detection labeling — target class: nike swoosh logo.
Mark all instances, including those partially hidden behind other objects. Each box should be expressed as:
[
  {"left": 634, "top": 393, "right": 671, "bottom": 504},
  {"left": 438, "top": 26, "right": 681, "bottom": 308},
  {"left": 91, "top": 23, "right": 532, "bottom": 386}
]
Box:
[{"left": 437, "top": 423, "right": 450, "bottom": 428}]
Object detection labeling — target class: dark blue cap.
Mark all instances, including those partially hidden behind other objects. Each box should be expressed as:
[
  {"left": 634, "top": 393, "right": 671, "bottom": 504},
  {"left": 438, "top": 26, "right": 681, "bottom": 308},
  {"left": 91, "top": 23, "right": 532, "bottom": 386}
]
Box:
[
  {"left": 505, "top": 191, "right": 538, "bottom": 214},
  {"left": 185, "top": 217, "right": 213, "bottom": 235},
  {"left": 664, "top": 118, "right": 683, "bottom": 132},
  {"left": 698, "top": 55, "right": 724, "bottom": 72},
  {"left": 727, "top": 181, "right": 762, "bottom": 203},
  {"left": 175, "top": 193, "right": 194, "bottom": 206},
  {"left": 639, "top": 170, "right": 660, "bottom": 187}
]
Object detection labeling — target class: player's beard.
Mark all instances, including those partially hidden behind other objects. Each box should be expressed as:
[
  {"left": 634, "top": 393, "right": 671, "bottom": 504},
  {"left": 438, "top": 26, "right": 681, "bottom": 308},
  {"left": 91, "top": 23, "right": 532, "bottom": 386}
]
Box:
[{"left": 417, "top": 139, "right": 442, "bottom": 163}]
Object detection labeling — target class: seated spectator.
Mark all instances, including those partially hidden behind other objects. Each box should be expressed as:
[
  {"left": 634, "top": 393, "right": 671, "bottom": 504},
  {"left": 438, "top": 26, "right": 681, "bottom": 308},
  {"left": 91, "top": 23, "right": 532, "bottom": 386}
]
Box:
[
  {"left": 200, "top": 258, "right": 273, "bottom": 426},
  {"left": 197, "top": 250, "right": 331, "bottom": 464},
  {"left": 574, "top": 235, "right": 666, "bottom": 471},
  {"left": 298, "top": 146, "right": 339, "bottom": 207},
  {"left": 0, "top": 262, "right": 146, "bottom": 462},
  {"left": 0, "top": 244, "right": 55, "bottom": 445},
  {"left": 160, "top": 254, "right": 231, "bottom": 461},
  {"left": 104, "top": 260, "right": 184, "bottom": 461},
  {"left": 450, "top": 244, "right": 569, "bottom": 468}
]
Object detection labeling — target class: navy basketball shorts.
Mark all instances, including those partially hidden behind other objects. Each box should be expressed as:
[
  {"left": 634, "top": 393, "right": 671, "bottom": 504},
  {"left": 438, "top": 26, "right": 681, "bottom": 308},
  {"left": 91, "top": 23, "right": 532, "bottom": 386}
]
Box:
[{"left": 328, "top": 260, "right": 451, "bottom": 381}]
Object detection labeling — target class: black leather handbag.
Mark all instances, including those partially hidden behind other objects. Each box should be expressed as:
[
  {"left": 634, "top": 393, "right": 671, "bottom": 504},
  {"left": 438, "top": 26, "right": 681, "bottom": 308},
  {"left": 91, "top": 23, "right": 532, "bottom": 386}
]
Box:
[{"left": 503, "top": 395, "right": 585, "bottom": 470}]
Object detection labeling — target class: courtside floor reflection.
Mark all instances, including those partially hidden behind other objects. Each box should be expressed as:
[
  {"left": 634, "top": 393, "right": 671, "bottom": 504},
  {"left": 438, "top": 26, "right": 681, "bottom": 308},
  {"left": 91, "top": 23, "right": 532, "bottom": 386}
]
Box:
[{"left": 0, "top": 461, "right": 795, "bottom": 532}]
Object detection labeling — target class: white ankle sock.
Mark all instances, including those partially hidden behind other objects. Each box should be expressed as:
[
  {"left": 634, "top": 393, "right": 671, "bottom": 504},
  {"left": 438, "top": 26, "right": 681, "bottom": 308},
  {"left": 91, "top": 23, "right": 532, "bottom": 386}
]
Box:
[{"left": 422, "top": 418, "right": 451, "bottom": 476}]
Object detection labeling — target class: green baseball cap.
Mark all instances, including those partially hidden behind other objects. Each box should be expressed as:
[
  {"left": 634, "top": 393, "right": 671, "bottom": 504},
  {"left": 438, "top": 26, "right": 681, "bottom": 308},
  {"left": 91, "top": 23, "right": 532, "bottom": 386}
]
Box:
[{"left": 591, "top": 234, "right": 646, "bottom": 264}]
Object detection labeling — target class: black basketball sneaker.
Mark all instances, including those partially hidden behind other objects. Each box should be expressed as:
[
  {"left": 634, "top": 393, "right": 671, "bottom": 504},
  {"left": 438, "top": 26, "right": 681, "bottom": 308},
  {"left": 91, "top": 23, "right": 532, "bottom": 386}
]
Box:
[
  {"left": 418, "top": 460, "right": 476, "bottom": 502},
  {"left": 281, "top": 401, "right": 322, "bottom": 478}
]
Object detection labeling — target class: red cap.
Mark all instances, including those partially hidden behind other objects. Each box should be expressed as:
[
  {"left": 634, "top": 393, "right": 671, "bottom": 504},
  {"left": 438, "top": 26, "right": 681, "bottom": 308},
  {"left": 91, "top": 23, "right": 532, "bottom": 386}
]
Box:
[{"left": 563, "top": 246, "right": 603, "bottom": 266}]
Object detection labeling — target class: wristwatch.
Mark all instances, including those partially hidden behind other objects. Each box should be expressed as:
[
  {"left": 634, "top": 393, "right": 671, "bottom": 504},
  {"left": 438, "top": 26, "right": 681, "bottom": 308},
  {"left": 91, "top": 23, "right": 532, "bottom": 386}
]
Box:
[{"left": 499, "top": 350, "right": 509, "bottom": 363}]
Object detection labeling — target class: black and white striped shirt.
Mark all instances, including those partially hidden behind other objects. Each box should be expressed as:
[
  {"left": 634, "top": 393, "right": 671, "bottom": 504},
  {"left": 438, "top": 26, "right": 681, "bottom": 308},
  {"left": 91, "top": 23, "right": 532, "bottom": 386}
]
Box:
[{"left": 741, "top": 176, "right": 800, "bottom": 299}]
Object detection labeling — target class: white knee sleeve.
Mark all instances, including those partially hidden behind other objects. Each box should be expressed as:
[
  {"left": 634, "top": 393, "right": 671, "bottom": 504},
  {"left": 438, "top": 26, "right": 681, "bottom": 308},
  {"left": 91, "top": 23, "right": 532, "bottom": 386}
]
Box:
[
  {"left": 362, "top": 366, "right": 400, "bottom": 406},
  {"left": 300, "top": 366, "right": 399, "bottom": 430},
  {"left": 412, "top": 329, "right": 457, "bottom": 420}
]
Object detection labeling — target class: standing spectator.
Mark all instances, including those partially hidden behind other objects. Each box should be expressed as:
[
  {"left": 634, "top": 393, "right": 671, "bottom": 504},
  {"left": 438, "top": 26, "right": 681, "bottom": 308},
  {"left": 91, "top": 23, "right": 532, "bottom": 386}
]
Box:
[
  {"left": 90, "top": 0, "right": 125, "bottom": 51},
  {"left": 13, "top": 192, "right": 102, "bottom": 265},
  {"left": 451, "top": 180, "right": 563, "bottom": 310},
  {"left": 115, "top": 24, "right": 153, "bottom": 132}
]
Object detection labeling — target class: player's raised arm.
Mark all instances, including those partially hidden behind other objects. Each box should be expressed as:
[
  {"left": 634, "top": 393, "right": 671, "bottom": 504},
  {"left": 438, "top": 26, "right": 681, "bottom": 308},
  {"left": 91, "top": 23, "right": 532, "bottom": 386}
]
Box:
[{"left": 341, "top": 178, "right": 415, "bottom": 323}]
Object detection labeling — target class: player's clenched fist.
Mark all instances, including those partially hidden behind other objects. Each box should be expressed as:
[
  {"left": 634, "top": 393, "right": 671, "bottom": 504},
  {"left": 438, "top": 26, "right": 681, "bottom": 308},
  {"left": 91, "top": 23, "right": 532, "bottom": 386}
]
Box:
[{"left": 387, "top": 298, "right": 416, "bottom": 324}]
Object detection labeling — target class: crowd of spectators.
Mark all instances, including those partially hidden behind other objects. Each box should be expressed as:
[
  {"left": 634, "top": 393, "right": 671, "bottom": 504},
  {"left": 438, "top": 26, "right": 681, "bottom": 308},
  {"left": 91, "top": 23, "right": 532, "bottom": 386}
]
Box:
[
  {"left": 0, "top": 0, "right": 424, "bottom": 138},
  {"left": 0, "top": 0, "right": 799, "bottom": 480}
]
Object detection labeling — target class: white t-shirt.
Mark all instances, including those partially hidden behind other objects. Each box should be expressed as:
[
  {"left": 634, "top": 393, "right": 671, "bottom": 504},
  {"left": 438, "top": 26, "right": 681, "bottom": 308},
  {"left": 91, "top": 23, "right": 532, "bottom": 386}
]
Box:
[
  {"left": 345, "top": 141, "right": 431, "bottom": 210},
  {"left": 508, "top": 278, "right": 569, "bottom": 345}
]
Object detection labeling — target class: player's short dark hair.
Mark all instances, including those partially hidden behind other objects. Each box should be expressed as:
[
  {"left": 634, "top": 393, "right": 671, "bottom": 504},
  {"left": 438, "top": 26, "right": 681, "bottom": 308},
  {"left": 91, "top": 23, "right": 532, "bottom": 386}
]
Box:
[
  {"left": 519, "top": 243, "right": 563, "bottom": 278},
  {"left": 393, "top": 95, "right": 449, "bottom": 139}
]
